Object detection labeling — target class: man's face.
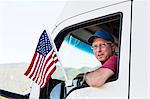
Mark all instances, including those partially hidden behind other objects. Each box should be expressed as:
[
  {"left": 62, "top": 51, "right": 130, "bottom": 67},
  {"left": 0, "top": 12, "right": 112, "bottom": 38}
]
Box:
[{"left": 92, "top": 38, "right": 115, "bottom": 63}]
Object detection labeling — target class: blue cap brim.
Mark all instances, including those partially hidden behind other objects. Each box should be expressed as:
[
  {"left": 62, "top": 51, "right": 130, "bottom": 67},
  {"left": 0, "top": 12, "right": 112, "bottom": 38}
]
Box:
[{"left": 88, "top": 29, "right": 114, "bottom": 44}]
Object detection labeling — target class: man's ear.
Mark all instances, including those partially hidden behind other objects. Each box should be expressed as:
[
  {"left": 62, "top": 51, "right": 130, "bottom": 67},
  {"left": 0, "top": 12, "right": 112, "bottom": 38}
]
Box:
[{"left": 111, "top": 43, "right": 117, "bottom": 52}]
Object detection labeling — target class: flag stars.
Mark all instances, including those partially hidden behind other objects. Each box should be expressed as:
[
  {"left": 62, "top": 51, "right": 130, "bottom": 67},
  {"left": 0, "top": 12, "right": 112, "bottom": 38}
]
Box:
[{"left": 36, "top": 31, "right": 52, "bottom": 56}]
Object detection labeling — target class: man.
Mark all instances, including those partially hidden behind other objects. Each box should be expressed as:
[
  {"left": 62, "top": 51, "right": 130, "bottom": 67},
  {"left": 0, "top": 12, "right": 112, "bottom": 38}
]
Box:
[{"left": 84, "top": 29, "right": 118, "bottom": 87}]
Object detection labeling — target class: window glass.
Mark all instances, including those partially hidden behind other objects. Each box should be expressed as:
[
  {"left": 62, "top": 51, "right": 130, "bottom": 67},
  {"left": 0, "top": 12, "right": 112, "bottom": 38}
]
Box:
[
  {"left": 54, "top": 35, "right": 100, "bottom": 80},
  {"left": 52, "top": 35, "right": 100, "bottom": 80}
]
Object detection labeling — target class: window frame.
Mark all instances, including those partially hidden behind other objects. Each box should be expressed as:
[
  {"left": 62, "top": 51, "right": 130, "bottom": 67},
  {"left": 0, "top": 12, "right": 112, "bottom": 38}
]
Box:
[{"left": 54, "top": 12, "right": 123, "bottom": 82}]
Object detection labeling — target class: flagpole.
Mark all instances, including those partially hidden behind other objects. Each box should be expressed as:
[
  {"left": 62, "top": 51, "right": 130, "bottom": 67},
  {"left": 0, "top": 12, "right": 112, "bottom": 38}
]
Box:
[
  {"left": 46, "top": 29, "right": 68, "bottom": 82},
  {"left": 29, "top": 81, "right": 40, "bottom": 99}
]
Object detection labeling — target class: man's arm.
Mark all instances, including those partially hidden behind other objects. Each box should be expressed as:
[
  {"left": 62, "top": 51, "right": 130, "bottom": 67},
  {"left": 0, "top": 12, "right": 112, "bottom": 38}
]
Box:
[{"left": 85, "top": 68, "right": 114, "bottom": 87}]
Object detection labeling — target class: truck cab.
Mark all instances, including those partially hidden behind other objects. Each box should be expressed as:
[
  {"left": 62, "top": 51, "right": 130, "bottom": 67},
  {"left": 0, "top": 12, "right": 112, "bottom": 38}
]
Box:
[{"left": 46, "top": 0, "right": 150, "bottom": 99}]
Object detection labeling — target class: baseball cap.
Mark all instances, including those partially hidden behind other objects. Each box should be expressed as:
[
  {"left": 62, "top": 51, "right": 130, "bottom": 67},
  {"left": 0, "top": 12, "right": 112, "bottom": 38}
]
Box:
[{"left": 88, "top": 29, "right": 114, "bottom": 44}]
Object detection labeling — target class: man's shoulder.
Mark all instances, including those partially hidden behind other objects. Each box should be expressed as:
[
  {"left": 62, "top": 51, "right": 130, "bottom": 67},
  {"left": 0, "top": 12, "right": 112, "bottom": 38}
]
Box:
[
  {"left": 106, "top": 54, "right": 118, "bottom": 63},
  {"left": 101, "top": 54, "right": 118, "bottom": 73}
]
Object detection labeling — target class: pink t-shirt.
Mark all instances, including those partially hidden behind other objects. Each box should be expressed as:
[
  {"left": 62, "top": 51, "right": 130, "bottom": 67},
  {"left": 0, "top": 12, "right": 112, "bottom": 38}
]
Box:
[{"left": 100, "top": 55, "right": 118, "bottom": 73}]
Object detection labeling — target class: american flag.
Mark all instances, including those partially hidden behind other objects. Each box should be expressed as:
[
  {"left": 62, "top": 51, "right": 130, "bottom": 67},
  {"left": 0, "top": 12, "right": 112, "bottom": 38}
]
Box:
[{"left": 24, "top": 30, "right": 58, "bottom": 88}]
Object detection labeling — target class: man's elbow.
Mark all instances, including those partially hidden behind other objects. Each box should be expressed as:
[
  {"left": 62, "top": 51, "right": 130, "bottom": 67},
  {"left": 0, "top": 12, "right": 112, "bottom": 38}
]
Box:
[{"left": 90, "top": 80, "right": 106, "bottom": 88}]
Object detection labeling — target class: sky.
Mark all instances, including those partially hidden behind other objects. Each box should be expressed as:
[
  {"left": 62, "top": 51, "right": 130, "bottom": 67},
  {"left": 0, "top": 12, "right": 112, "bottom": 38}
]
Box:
[{"left": 0, "top": 0, "right": 67, "bottom": 64}]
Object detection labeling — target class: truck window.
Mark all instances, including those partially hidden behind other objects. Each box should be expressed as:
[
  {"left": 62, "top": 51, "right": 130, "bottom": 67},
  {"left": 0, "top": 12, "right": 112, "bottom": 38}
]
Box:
[{"left": 53, "top": 12, "right": 123, "bottom": 82}]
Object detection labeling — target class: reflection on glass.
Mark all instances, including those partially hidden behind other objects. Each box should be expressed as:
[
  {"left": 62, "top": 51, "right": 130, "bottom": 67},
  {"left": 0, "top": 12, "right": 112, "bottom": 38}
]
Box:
[{"left": 52, "top": 35, "right": 100, "bottom": 81}]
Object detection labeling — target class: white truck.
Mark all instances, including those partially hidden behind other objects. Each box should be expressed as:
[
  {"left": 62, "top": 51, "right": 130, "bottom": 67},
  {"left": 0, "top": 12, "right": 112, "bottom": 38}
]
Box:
[{"left": 47, "top": 0, "right": 150, "bottom": 99}]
